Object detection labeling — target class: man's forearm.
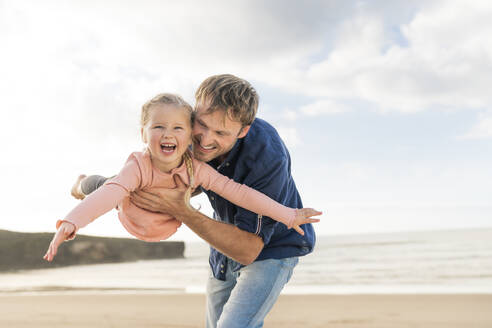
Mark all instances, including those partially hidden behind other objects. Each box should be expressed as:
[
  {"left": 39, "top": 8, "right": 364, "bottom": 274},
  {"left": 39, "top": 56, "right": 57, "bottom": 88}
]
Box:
[
  {"left": 128, "top": 181, "right": 263, "bottom": 264},
  {"left": 178, "top": 209, "right": 264, "bottom": 265}
]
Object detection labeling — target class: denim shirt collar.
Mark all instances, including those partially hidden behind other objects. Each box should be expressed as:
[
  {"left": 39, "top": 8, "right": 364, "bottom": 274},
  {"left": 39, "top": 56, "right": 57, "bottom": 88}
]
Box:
[{"left": 208, "top": 137, "right": 242, "bottom": 171}]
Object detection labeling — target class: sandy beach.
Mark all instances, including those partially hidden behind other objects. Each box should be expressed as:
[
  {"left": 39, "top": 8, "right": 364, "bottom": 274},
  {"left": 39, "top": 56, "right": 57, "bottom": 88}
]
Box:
[{"left": 0, "top": 293, "right": 490, "bottom": 327}]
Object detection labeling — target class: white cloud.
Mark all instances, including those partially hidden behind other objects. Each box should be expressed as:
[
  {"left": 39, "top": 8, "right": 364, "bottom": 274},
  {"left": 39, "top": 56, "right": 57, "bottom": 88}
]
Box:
[
  {"left": 2, "top": 1, "right": 492, "bottom": 119},
  {"left": 276, "top": 126, "right": 301, "bottom": 148},
  {"left": 459, "top": 111, "right": 492, "bottom": 139},
  {"left": 300, "top": 99, "right": 350, "bottom": 116},
  {"left": 250, "top": 1, "right": 492, "bottom": 114},
  {"left": 1, "top": 0, "right": 491, "bottom": 238},
  {"left": 282, "top": 109, "right": 298, "bottom": 121}
]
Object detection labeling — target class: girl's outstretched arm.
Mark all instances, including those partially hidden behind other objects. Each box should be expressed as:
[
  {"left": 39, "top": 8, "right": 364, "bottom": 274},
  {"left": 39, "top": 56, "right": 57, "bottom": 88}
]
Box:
[
  {"left": 198, "top": 163, "right": 322, "bottom": 235},
  {"left": 43, "top": 221, "right": 76, "bottom": 262},
  {"left": 43, "top": 153, "right": 143, "bottom": 262}
]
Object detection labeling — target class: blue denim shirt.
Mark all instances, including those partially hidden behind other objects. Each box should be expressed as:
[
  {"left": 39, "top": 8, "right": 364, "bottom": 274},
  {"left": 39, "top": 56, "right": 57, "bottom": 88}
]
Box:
[{"left": 202, "top": 118, "right": 316, "bottom": 280}]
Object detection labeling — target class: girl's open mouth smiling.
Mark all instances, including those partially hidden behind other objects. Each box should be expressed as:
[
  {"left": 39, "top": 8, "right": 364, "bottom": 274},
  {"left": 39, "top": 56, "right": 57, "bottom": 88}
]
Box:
[{"left": 161, "top": 143, "right": 176, "bottom": 154}]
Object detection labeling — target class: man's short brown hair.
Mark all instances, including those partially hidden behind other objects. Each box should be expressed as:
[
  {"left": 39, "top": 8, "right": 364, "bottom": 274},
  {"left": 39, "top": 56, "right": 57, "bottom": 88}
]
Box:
[{"left": 195, "top": 74, "right": 259, "bottom": 126}]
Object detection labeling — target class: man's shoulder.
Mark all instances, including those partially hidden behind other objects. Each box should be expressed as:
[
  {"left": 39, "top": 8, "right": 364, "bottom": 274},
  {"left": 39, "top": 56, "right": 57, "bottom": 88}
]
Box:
[
  {"left": 248, "top": 118, "right": 278, "bottom": 139},
  {"left": 241, "top": 118, "right": 288, "bottom": 162}
]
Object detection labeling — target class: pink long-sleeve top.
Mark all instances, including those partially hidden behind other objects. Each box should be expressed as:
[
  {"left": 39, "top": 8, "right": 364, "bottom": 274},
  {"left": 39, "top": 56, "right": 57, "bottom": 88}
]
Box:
[{"left": 58, "top": 151, "right": 297, "bottom": 242}]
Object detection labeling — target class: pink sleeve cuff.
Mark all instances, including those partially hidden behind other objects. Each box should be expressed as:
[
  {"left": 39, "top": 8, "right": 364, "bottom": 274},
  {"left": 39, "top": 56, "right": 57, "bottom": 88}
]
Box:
[
  {"left": 55, "top": 220, "right": 78, "bottom": 240},
  {"left": 285, "top": 209, "right": 297, "bottom": 229}
]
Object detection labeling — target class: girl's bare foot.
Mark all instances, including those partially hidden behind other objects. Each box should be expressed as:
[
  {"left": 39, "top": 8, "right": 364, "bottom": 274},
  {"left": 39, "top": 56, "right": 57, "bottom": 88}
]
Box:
[{"left": 71, "top": 174, "right": 87, "bottom": 200}]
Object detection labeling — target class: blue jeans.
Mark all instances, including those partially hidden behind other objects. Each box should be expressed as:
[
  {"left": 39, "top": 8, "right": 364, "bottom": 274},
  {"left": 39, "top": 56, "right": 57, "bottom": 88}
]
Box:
[{"left": 206, "top": 257, "right": 299, "bottom": 328}]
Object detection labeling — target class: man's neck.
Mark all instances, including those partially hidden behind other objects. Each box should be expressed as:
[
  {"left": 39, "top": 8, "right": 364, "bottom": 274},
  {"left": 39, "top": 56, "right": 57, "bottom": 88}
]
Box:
[{"left": 216, "top": 152, "right": 229, "bottom": 165}]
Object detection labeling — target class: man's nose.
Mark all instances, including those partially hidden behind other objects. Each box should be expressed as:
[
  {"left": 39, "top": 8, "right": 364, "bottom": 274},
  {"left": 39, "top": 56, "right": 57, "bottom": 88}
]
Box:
[{"left": 198, "top": 129, "right": 213, "bottom": 145}]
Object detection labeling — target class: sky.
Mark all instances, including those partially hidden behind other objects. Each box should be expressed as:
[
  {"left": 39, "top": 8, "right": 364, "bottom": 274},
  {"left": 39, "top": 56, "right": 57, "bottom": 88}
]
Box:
[{"left": 0, "top": 0, "right": 491, "bottom": 242}]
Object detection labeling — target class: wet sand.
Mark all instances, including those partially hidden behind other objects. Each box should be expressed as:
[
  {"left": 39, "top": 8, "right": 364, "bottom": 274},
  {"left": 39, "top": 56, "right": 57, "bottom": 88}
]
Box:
[{"left": 0, "top": 293, "right": 491, "bottom": 327}]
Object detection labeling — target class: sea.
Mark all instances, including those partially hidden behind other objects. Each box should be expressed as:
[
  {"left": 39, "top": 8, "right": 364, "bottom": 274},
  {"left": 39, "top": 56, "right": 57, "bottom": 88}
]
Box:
[{"left": 1, "top": 228, "right": 491, "bottom": 295}]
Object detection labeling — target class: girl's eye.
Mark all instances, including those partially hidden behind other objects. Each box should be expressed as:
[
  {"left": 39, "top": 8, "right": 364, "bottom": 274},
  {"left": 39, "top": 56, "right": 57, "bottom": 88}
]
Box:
[{"left": 154, "top": 126, "right": 163, "bottom": 129}]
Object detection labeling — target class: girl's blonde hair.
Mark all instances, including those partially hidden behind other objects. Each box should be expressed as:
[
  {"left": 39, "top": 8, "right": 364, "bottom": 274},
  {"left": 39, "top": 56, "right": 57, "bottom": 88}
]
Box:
[
  {"left": 141, "top": 93, "right": 196, "bottom": 211},
  {"left": 182, "top": 149, "right": 195, "bottom": 210},
  {"left": 141, "top": 93, "right": 193, "bottom": 126}
]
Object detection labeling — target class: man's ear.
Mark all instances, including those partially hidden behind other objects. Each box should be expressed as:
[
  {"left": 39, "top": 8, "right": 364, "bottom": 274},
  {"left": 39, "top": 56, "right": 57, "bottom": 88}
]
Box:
[
  {"left": 237, "top": 125, "right": 251, "bottom": 139},
  {"left": 141, "top": 127, "right": 147, "bottom": 143}
]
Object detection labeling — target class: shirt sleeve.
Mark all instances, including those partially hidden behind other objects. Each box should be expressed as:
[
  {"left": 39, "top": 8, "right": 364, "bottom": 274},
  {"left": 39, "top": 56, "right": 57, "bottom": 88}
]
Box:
[
  {"left": 197, "top": 162, "right": 297, "bottom": 228},
  {"left": 56, "top": 155, "right": 142, "bottom": 239},
  {"left": 231, "top": 154, "right": 294, "bottom": 245}
]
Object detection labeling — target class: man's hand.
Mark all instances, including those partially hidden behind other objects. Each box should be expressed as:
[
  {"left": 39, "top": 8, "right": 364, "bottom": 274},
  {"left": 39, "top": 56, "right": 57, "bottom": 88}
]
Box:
[
  {"left": 130, "top": 174, "right": 191, "bottom": 218},
  {"left": 43, "top": 222, "right": 76, "bottom": 262}
]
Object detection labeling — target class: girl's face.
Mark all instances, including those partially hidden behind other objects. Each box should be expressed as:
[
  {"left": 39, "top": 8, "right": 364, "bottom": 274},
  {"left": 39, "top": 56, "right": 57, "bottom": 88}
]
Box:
[{"left": 141, "top": 104, "right": 192, "bottom": 173}]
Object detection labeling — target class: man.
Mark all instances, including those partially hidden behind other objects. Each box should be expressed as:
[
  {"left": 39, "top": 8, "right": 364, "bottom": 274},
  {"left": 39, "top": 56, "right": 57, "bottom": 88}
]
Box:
[{"left": 131, "top": 74, "right": 319, "bottom": 327}]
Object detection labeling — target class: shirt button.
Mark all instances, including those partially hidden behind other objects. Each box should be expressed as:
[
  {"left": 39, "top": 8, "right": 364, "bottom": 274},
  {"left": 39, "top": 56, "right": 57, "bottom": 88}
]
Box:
[
  {"left": 220, "top": 264, "right": 224, "bottom": 268},
  {"left": 211, "top": 196, "right": 215, "bottom": 200},
  {"left": 225, "top": 162, "right": 230, "bottom": 166},
  {"left": 220, "top": 270, "right": 224, "bottom": 273}
]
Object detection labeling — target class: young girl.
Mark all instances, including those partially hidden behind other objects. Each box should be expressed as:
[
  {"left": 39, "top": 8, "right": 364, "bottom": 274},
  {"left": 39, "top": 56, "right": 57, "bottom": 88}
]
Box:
[{"left": 44, "top": 93, "right": 321, "bottom": 261}]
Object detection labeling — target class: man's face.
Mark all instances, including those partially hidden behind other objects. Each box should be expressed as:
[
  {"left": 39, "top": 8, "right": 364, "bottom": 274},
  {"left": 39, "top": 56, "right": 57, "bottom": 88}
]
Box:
[{"left": 192, "top": 98, "right": 250, "bottom": 163}]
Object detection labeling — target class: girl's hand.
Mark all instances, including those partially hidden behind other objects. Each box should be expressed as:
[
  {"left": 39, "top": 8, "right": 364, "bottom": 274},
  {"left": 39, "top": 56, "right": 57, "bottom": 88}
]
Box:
[
  {"left": 43, "top": 222, "right": 76, "bottom": 262},
  {"left": 292, "top": 208, "right": 322, "bottom": 236}
]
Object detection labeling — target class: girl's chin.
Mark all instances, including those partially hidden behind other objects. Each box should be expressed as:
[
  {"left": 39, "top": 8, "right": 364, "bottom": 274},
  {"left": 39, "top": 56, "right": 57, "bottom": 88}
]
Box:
[{"left": 160, "top": 149, "right": 176, "bottom": 156}]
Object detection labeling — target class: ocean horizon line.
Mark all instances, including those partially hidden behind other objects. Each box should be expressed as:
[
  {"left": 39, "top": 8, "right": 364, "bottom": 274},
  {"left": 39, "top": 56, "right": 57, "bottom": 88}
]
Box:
[{"left": 2, "top": 284, "right": 492, "bottom": 297}]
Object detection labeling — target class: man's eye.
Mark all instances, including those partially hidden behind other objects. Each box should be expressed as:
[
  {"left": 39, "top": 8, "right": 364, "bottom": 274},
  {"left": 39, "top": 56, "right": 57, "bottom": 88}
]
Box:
[
  {"left": 154, "top": 126, "right": 163, "bottom": 129},
  {"left": 174, "top": 127, "right": 183, "bottom": 130}
]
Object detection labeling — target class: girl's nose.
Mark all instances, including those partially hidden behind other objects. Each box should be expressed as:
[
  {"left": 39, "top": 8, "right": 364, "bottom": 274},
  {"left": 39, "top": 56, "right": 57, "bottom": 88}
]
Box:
[{"left": 163, "top": 129, "right": 174, "bottom": 138}]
